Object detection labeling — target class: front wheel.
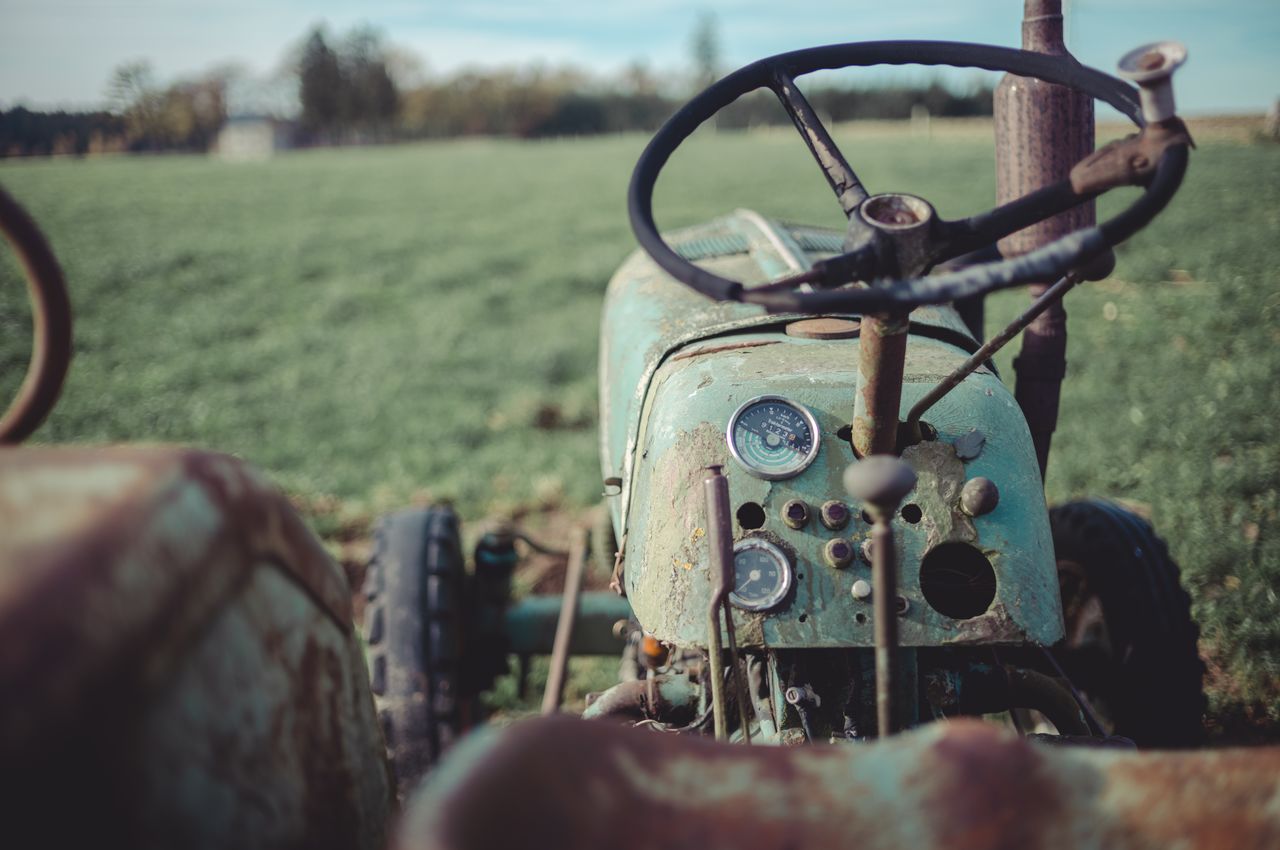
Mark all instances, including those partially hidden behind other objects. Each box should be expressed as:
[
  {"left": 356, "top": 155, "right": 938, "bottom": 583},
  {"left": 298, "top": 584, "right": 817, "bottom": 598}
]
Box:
[
  {"left": 363, "top": 507, "right": 468, "bottom": 796},
  {"left": 1051, "top": 499, "right": 1206, "bottom": 747}
]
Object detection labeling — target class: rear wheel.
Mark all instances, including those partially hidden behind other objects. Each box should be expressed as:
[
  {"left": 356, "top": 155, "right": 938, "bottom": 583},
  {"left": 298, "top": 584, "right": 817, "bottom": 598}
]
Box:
[
  {"left": 1050, "top": 499, "right": 1206, "bottom": 747},
  {"left": 363, "top": 507, "right": 468, "bottom": 796}
]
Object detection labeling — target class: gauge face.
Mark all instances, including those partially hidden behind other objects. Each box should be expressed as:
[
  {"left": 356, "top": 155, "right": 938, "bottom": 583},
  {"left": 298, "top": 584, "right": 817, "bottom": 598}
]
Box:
[
  {"left": 727, "top": 396, "right": 820, "bottom": 480},
  {"left": 729, "top": 539, "right": 793, "bottom": 612}
]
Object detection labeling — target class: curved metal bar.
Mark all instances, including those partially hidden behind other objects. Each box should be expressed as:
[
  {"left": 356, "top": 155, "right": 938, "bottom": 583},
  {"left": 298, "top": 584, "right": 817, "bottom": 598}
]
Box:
[
  {"left": 628, "top": 40, "right": 1146, "bottom": 311},
  {"left": 0, "top": 186, "right": 72, "bottom": 445}
]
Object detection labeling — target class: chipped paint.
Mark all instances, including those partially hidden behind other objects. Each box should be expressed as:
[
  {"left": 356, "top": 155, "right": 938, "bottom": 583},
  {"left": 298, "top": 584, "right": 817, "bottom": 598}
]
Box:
[{"left": 621, "top": 322, "right": 1061, "bottom": 649}]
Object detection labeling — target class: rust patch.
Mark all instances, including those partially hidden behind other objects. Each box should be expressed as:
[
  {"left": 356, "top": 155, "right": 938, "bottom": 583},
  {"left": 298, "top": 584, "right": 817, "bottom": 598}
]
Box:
[
  {"left": 912, "top": 722, "right": 1063, "bottom": 850},
  {"left": 945, "top": 601, "right": 1028, "bottom": 645},
  {"left": 902, "top": 440, "right": 975, "bottom": 548},
  {"left": 0, "top": 446, "right": 352, "bottom": 762},
  {"left": 401, "top": 716, "right": 1280, "bottom": 850}
]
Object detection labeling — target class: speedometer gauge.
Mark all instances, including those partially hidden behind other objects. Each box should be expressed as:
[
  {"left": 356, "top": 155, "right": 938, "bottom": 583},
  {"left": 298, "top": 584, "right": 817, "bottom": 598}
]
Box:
[
  {"left": 729, "top": 538, "right": 793, "bottom": 611},
  {"left": 727, "top": 396, "right": 820, "bottom": 480}
]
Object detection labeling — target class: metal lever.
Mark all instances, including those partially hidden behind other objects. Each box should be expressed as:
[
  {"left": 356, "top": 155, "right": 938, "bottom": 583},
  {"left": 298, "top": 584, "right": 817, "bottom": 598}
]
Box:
[
  {"left": 1117, "top": 41, "right": 1187, "bottom": 123},
  {"left": 704, "top": 465, "right": 753, "bottom": 743},
  {"left": 845, "top": 456, "right": 917, "bottom": 736}
]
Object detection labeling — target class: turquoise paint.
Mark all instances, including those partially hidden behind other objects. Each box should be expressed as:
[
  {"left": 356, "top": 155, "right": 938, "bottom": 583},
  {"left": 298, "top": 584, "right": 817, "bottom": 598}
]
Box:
[{"left": 598, "top": 212, "right": 1060, "bottom": 650}]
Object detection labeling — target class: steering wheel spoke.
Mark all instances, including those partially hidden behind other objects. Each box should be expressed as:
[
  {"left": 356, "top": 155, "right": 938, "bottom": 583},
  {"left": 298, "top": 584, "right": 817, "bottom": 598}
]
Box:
[
  {"left": 769, "top": 66, "right": 868, "bottom": 217},
  {"left": 932, "top": 178, "right": 1098, "bottom": 266}
]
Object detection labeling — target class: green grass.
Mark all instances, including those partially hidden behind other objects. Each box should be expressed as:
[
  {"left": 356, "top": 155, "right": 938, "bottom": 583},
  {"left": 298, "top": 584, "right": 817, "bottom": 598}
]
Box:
[{"left": 2, "top": 127, "right": 1277, "bottom": 730}]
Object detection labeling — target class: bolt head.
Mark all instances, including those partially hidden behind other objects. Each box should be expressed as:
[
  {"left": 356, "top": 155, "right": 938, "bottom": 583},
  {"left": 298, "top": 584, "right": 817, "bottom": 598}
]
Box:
[
  {"left": 844, "top": 456, "right": 917, "bottom": 511},
  {"left": 851, "top": 579, "right": 872, "bottom": 600},
  {"left": 960, "top": 477, "right": 1000, "bottom": 517},
  {"left": 820, "top": 500, "right": 850, "bottom": 530},
  {"left": 824, "top": 538, "right": 853, "bottom": 569},
  {"left": 782, "top": 499, "right": 810, "bottom": 529}
]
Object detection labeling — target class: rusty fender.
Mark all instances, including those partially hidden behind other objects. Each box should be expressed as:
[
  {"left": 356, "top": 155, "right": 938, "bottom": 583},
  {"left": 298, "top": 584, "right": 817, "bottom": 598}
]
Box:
[
  {"left": 398, "top": 715, "right": 1280, "bottom": 850},
  {"left": 0, "top": 446, "right": 391, "bottom": 849}
]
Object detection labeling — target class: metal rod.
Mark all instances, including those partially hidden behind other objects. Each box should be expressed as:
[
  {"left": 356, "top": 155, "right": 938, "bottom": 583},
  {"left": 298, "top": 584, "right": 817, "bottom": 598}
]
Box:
[
  {"left": 540, "top": 527, "right": 589, "bottom": 715},
  {"left": 703, "top": 465, "right": 735, "bottom": 741},
  {"left": 845, "top": 456, "right": 917, "bottom": 738},
  {"left": 996, "top": 0, "right": 1095, "bottom": 479},
  {"left": 852, "top": 312, "right": 910, "bottom": 457},
  {"left": 869, "top": 513, "right": 899, "bottom": 736},
  {"left": 904, "top": 273, "right": 1078, "bottom": 439},
  {"left": 723, "top": 609, "right": 753, "bottom": 744}
]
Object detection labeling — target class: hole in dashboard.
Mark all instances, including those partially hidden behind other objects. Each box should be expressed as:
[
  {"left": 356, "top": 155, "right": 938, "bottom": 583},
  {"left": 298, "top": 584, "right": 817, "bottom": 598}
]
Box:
[
  {"left": 736, "top": 502, "right": 766, "bottom": 529},
  {"left": 919, "top": 542, "right": 997, "bottom": 619}
]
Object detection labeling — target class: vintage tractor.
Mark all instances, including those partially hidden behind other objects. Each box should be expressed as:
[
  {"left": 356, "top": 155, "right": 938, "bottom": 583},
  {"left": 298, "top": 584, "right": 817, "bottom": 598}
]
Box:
[{"left": 3, "top": 2, "right": 1279, "bottom": 848}]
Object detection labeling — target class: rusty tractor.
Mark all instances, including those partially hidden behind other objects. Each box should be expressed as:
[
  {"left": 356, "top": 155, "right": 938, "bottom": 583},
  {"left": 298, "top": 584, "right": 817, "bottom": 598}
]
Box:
[{"left": 3, "top": 2, "right": 1279, "bottom": 849}]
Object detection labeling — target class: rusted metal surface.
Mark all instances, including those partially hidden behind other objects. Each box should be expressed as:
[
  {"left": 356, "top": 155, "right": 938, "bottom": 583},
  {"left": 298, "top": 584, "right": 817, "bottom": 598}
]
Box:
[
  {"left": 0, "top": 446, "right": 391, "bottom": 848},
  {"left": 581, "top": 673, "right": 699, "bottom": 724},
  {"left": 852, "top": 312, "right": 910, "bottom": 457},
  {"left": 996, "top": 0, "right": 1095, "bottom": 478},
  {"left": 0, "top": 186, "right": 72, "bottom": 445},
  {"left": 1070, "top": 118, "right": 1195, "bottom": 195},
  {"left": 541, "top": 526, "right": 589, "bottom": 715},
  {"left": 399, "top": 715, "right": 1280, "bottom": 850},
  {"left": 784, "top": 317, "right": 860, "bottom": 339},
  {"left": 703, "top": 464, "right": 734, "bottom": 740}
]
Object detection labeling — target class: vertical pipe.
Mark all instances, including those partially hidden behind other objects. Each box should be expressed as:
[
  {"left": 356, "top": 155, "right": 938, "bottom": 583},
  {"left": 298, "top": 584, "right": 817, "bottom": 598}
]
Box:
[
  {"left": 704, "top": 466, "right": 734, "bottom": 741},
  {"left": 852, "top": 312, "right": 910, "bottom": 458},
  {"left": 869, "top": 514, "right": 899, "bottom": 735},
  {"left": 995, "top": 0, "right": 1095, "bottom": 478},
  {"left": 540, "top": 528, "right": 589, "bottom": 715}
]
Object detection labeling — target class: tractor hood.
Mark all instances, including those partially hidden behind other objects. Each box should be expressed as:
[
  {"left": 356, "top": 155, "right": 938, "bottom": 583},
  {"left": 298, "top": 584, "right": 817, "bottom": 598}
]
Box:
[{"left": 599, "top": 210, "right": 1062, "bottom": 649}]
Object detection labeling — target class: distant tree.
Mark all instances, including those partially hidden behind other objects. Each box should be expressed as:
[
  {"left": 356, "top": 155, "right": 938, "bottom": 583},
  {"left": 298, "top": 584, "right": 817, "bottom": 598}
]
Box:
[
  {"left": 339, "top": 25, "right": 398, "bottom": 136},
  {"left": 298, "top": 26, "right": 342, "bottom": 135},
  {"left": 690, "top": 12, "right": 721, "bottom": 91},
  {"left": 106, "top": 60, "right": 155, "bottom": 114}
]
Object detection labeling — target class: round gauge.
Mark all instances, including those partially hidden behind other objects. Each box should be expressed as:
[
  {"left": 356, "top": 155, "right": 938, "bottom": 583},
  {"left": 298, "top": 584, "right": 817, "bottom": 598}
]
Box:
[
  {"left": 729, "top": 538, "right": 793, "bottom": 612},
  {"left": 727, "top": 396, "right": 820, "bottom": 480}
]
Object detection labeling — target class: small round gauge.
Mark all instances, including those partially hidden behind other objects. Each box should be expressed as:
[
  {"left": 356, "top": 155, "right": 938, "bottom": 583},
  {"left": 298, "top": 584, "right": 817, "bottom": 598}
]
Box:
[
  {"left": 729, "top": 538, "right": 793, "bottom": 612},
  {"left": 727, "top": 396, "right": 820, "bottom": 480}
]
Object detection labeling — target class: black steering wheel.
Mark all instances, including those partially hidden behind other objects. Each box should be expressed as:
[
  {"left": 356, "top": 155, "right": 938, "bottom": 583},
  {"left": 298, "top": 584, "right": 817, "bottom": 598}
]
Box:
[{"left": 628, "top": 41, "right": 1189, "bottom": 314}]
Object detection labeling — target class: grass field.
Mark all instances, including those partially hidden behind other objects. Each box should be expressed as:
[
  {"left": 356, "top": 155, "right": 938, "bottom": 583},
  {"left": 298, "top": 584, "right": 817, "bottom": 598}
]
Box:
[{"left": 2, "top": 119, "right": 1277, "bottom": 734}]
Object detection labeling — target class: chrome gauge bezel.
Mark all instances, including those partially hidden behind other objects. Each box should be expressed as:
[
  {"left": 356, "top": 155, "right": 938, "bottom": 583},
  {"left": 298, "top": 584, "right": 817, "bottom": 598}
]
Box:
[
  {"left": 726, "top": 395, "right": 821, "bottom": 481},
  {"left": 728, "top": 537, "right": 794, "bottom": 612}
]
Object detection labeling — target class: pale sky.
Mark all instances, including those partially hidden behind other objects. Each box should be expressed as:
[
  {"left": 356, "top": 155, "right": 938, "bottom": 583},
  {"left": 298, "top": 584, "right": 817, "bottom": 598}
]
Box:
[{"left": 2, "top": 0, "right": 1276, "bottom": 115}]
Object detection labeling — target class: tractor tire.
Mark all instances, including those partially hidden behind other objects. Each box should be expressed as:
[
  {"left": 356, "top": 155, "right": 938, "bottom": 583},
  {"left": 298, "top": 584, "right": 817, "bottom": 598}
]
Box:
[
  {"left": 363, "top": 506, "right": 468, "bottom": 797},
  {"left": 1050, "top": 499, "right": 1207, "bottom": 748}
]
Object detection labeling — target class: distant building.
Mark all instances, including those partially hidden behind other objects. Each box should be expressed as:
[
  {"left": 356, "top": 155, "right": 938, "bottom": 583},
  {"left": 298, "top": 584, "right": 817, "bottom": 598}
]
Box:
[{"left": 214, "top": 116, "right": 292, "bottom": 160}]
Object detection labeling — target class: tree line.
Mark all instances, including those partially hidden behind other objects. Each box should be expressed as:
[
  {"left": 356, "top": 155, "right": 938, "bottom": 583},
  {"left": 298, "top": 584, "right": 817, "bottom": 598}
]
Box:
[{"left": 1, "top": 21, "right": 994, "bottom": 157}]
